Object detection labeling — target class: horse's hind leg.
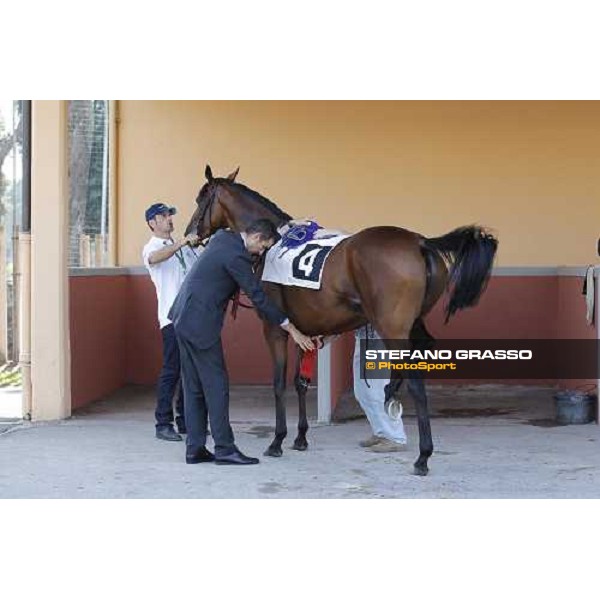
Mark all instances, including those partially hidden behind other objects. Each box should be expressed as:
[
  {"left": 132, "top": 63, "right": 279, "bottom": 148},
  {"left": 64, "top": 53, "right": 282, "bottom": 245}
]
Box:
[
  {"left": 292, "top": 348, "right": 309, "bottom": 451},
  {"left": 407, "top": 375, "right": 432, "bottom": 476},
  {"left": 374, "top": 317, "right": 434, "bottom": 476},
  {"left": 384, "top": 376, "right": 403, "bottom": 417},
  {"left": 408, "top": 318, "right": 435, "bottom": 476},
  {"left": 263, "top": 323, "right": 289, "bottom": 458}
]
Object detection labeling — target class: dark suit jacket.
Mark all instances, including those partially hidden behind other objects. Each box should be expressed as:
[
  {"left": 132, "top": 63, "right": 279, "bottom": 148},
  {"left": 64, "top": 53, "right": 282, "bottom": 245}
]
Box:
[{"left": 169, "top": 229, "right": 287, "bottom": 348}]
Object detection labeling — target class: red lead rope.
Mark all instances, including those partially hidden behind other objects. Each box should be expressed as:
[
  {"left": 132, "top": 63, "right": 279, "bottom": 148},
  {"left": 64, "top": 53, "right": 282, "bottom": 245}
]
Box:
[
  {"left": 299, "top": 337, "right": 324, "bottom": 380},
  {"left": 299, "top": 348, "right": 317, "bottom": 379},
  {"left": 230, "top": 290, "right": 255, "bottom": 319},
  {"left": 230, "top": 290, "right": 240, "bottom": 320}
]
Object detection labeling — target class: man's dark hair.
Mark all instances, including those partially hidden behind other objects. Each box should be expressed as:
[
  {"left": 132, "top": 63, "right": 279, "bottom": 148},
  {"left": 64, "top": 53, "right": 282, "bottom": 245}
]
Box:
[{"left": 245, "top": 218, "right": 280, "bottom": 242}]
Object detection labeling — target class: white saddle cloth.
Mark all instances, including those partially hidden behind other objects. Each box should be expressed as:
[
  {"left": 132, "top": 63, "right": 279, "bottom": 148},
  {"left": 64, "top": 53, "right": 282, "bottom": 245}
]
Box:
[{"left": 262, "top": 234, "right": 350, "bottom": 289}]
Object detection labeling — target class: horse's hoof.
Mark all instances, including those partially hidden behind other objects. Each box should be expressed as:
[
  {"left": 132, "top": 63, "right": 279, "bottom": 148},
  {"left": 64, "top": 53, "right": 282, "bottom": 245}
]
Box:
[
  {"left": 384, "top": 398, "right": 403, "bottom": 420},
  {"left": 264, "top": 446, "right": 283, "bottom": 458},
  {"left": 292, "top": 439, "right": 308, "bottom": 451},
  {"left": 413, "top": 463, "right": 429, "bottom": 476}
]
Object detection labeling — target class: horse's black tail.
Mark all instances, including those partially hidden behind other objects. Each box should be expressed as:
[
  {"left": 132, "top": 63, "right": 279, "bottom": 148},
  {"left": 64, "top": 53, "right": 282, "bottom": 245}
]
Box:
[{"left": 423, "top": 226, "right": 498, "bottom": 323}]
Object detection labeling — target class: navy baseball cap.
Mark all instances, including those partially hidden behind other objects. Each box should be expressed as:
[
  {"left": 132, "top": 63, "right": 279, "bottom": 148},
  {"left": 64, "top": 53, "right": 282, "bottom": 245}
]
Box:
[{"left": 145, "top": 202, "right": 177, "bottom": 222}]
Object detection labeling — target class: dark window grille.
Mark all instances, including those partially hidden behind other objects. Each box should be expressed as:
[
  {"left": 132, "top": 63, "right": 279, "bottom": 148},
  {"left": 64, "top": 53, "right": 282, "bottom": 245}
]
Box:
[{"left": 68, "top": 100, "right": 110, "bottom": 267}]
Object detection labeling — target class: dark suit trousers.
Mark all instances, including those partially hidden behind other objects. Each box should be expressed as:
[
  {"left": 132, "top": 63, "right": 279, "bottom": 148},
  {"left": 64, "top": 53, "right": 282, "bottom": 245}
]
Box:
[{"left": 177, "top": 335, "right": 235, "bottom": 456}]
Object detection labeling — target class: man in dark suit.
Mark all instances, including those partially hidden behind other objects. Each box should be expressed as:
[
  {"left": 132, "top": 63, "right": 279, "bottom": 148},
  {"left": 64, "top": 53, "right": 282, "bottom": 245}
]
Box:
[{"left": 169, "top": 219, "right": 315, "bottom": 465}]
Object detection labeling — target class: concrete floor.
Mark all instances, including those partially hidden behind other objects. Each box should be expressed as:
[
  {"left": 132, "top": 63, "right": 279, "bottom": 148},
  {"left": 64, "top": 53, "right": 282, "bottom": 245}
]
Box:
[{"left": 1, "top": 384, "right": 599, "bottom": 498}]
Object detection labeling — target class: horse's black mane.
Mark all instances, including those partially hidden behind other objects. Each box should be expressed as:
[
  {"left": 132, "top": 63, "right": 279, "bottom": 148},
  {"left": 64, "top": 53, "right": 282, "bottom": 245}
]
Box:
[{"left": 230, "top": 181, "right": 293, "bottom": 222}]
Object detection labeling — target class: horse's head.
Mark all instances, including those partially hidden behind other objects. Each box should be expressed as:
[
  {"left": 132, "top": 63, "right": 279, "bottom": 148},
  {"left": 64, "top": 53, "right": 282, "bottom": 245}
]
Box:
[
  {"left": 185, "top": 165, "right": 292, "bottom": 240},
  {"left": 185, "top": 164, "right": 240, "bottom": 239}
]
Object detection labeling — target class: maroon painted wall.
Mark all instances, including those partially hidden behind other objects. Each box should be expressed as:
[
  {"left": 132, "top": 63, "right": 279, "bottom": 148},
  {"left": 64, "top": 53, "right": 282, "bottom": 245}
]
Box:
[
  {"left": 425, "top": 276, "right": 559, "bottom": 340},
  {"left": 124, "top": 276, "right": 162, "bottom": 386},
  {"left": 70, "top": 272, "right": 311, "bottom": 409},
  {"left": 69, "top": 276, "right": 128, "bottom": 410},
  {"left": 69, "top": 271, "right": 595, "bottom": 410}
]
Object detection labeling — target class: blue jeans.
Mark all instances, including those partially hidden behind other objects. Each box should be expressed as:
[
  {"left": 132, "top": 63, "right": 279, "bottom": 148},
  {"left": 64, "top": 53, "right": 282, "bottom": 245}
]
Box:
[{"left": 155, "top": 324, "right": 185, "bottom": 428}]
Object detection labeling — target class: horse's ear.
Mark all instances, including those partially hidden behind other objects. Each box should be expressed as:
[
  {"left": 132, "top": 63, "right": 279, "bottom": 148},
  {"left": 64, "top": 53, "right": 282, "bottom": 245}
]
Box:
[
  {"left": 226, "top": 166, "right": 240, "bottom": 182},
  {"left": 205, "top": 165, "right": 213, "bottom": 182}
]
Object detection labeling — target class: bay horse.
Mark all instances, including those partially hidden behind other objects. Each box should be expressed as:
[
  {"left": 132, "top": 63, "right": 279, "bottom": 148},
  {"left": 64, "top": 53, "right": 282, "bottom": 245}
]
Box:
[{"left": 185, "top": 165, "right": 498, "bottom": 475}]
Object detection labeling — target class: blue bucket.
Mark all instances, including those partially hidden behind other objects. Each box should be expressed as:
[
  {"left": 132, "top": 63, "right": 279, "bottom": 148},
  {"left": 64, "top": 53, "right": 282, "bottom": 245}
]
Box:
[{"left": 554, "top": 390, "right": 596, "bottom": 425}]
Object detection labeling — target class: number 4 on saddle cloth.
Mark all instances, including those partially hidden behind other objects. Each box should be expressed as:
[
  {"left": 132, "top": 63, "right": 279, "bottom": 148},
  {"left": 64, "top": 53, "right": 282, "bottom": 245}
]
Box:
[
  {"left": 262, "top": 221, "right": 350, "bottom": 289},
  {"left": 262, "top": 220, "right": 351, "bottom": 385}
]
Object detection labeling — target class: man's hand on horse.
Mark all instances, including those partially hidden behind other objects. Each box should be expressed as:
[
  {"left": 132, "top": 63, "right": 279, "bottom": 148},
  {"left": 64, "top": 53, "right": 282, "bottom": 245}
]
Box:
[
  {"left": 282, "top": 322, "right": 315, "bottom": 352},
  {"left": 183, "top": 233, "right": 200, "bottom": 247}
]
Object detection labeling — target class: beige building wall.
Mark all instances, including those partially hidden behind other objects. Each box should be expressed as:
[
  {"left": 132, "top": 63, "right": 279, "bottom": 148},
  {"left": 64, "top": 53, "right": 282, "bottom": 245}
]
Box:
[{"left": 117, "top": 101, "right": 600, "bottom": 267}]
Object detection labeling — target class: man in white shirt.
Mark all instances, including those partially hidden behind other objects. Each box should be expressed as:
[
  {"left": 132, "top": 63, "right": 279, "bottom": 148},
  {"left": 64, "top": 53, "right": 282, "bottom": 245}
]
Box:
[{"left": 142, "top": 202, "right": 201, "bottom": 441}]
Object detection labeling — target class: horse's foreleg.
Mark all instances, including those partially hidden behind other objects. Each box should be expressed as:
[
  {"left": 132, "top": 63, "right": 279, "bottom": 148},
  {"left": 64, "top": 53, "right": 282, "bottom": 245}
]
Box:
[
  {"left": 264, "top": 324, "right": 288, "bottom": 458},
  {"left": 292, "top": 348, "right": 310, "bottom": 451}
]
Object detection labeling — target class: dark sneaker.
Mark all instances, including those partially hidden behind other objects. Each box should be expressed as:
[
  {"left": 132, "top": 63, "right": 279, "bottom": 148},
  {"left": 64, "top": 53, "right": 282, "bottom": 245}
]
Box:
[{"left": 156, "top": 425, "right": 183, "bottom": 442}]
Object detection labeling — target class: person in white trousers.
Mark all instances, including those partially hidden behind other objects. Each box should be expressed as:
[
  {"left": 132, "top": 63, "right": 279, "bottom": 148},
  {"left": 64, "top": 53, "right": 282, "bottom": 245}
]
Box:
[{"left": 353, "top": 325, "right": 407, "bottom": 452}]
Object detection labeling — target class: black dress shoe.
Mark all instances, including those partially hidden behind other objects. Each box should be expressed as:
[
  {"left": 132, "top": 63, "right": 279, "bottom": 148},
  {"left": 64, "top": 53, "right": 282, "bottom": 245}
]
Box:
[
  {"left": 176, "top": 421, "right": 187, "bottom": 435},
  {"left": 156, "top": 425, "right": 182, "bottom": 442},
  {"left": 215, "top": 447, "right": 259, "bottom": 465},
  {"left": 186, "top": 447, "right": 215, "bottom": 464}
]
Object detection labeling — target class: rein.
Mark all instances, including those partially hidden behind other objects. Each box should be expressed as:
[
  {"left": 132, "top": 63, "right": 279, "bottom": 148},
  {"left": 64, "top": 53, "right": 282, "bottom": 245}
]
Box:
[
  {"left": 230, "top": 290, "right": 254, "bottom": 319},
  {"left": 196, "top": 184, "right": 217, "bottom": 247},
  {"left": 230, "top": 253, "right": 265, "bottom": 318}
]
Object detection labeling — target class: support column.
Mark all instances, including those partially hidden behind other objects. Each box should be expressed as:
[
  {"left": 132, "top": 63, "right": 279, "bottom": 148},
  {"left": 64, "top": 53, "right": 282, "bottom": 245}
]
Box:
[
  {"left": 317, "top": 343, "right": 332, "bottom": 424},
  {"left": 18, "top": 232, "right": 31, "bottom": 418},
  {"left": 30, "top": 100, "right": 71, "bottom": 420},
  {"left": 0, "top": 226, "right": 6, "bottom": 362},
  {"left": 596, "top": 267, "right": 600, "bottom": 424}
]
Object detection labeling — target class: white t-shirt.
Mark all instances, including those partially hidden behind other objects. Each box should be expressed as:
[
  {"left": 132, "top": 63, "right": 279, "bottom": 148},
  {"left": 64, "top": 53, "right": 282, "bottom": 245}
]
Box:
[{"left": 142, "top": 236, "right": 201, "bottom": 329}]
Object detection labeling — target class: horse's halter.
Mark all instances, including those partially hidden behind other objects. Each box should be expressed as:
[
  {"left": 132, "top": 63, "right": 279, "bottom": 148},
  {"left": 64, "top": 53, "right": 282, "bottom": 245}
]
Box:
[{"left": 195, "top": 182, "right": 219, "bottom": 246}]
